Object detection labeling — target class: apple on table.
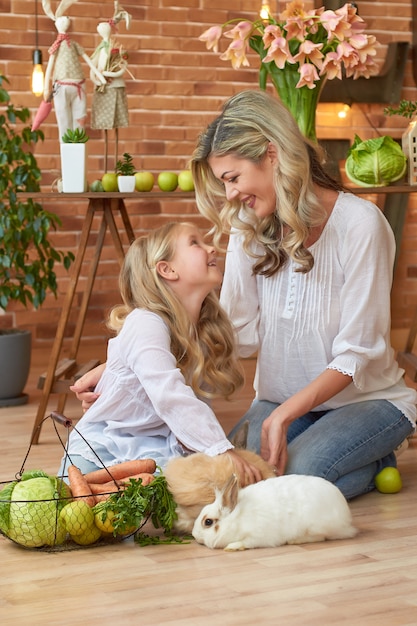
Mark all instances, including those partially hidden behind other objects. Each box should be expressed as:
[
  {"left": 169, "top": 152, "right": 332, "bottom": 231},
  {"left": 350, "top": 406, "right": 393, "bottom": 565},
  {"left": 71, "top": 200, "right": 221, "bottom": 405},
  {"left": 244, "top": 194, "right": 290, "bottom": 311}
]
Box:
[
  {"left": 135, "top": 171, "right": 155, "bottom": 192},
  {"left": 157, "top": 172, "right": 178, "bottom": 192},
  {"left": 101, "top": 172, "right": 118, "bottom": 192},
  {"left": 178, "top": 170, "right": 195, "bottom": 191}
]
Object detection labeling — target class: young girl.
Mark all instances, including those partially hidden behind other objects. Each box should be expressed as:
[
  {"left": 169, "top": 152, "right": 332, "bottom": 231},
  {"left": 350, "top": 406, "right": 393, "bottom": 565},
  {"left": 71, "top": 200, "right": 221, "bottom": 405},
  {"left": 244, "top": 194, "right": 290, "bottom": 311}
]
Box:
[{"left": 59, "top": 222, "right": 262, "bottom": 483}]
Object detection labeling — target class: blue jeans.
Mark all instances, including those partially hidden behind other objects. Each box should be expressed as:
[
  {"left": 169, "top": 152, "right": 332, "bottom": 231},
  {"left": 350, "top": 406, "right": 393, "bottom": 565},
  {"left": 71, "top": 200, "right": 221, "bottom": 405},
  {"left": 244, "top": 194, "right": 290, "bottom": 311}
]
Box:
[{"left": 228, "top": 399, "right": 414, "bottom": 500}]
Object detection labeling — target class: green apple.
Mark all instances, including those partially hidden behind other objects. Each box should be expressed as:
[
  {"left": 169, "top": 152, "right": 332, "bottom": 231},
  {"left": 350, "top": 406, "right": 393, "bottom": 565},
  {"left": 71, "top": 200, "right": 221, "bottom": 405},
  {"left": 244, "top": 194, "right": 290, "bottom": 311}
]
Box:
[
  {"left": 374, "top": 467, "right": 403, "bottom": 493},
  {"left": 135, "top": 171, "right": 155, "bottom": 192},
  {"left": 71, "top": 523, "right": 102, "bottom": 545},
  {"left": 157, "top": 171, "right": 178, "bottom": 192},
  {"left": 178, "top": 170, "right": 195, "bottom": 191},
  {"left": 101, "top": 172, "right": 118, "bottom": 192},
  {"left": 59, "top": 500, "right": 96, "bottom": 536},
  {"left": 89, "top": 179, "right": 104, "bottom": 192}
]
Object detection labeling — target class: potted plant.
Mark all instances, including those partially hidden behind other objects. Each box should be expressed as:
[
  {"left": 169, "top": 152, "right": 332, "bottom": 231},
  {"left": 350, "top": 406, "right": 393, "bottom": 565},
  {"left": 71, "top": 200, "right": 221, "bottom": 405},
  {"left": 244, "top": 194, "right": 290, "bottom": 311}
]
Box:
[
  {"left": 60, "top": 127, "right": 89, "bottom": 193},
  {"left": 115, "top": 152, "right": 136, "bottom": 192},
  {"left": 0, "top": 73, "right": 74, "bottom": 406}
]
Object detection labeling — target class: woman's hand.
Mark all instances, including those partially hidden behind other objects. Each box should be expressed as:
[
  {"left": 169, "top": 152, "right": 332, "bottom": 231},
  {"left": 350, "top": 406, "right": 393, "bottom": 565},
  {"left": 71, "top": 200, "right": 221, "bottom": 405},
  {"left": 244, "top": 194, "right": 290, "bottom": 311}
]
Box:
[
  {"left": 69, "top": 363, "right": 106, "bottom": 412},
  {"left": 260, "top": 410, "right": 290, "bottom": 476},
  {"left": 224, "top": 449, "right": 264, "bottom": 487}
]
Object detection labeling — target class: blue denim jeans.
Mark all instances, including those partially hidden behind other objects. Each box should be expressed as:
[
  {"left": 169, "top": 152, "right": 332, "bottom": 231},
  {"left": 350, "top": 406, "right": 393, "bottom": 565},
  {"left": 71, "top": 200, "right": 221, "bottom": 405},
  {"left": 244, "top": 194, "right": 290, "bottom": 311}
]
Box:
[{"left": 228, "top": 399, "right": 414, "bottom": 500}]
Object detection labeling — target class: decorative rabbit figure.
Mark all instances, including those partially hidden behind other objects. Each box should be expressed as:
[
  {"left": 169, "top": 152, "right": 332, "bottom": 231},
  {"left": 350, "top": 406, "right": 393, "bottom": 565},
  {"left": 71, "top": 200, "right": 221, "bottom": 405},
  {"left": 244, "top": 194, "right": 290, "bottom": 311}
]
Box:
[
  {"left": 192, "top": 473, "right": 357, "bottom": 551},
  {"left": 42, "top": 0, "right": 106, "bottom": 141},
  {"left": 164, "top": 448, "right": 276, "bottom": 534},
  {"left": 90, "top": 1, "right": 133, "bottom": 171}
]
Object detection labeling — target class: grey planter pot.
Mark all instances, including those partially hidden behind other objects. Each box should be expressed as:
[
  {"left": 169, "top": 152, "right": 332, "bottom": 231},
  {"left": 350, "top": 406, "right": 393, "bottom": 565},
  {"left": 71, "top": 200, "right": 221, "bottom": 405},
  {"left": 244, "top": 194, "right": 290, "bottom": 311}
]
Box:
[{"left": 0, "top": 329, "right": 31, "bottom": 407}]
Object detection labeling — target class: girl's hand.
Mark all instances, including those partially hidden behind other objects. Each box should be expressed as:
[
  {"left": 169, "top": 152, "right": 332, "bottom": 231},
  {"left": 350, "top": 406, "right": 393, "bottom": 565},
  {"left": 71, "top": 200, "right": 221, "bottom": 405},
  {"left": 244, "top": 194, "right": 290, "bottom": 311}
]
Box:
[
  {"left": 69, "top": 363, "right": 106, "bottom": 412},
  {"left": 260, "top": 411, "right": 289, "bottom": 476},
  {"left": 224, "top": 449, "right": 263, "bottom": 487}
]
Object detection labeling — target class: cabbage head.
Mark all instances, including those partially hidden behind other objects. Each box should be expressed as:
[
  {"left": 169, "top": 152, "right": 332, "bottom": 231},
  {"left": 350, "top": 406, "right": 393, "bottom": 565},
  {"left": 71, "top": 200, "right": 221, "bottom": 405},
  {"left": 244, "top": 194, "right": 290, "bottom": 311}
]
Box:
[
  {"left": 0, "top": 470, "right": 69, "bottom": 547},
  {"left": 345, "top": 135, "right": 407, "bottom": 187}
]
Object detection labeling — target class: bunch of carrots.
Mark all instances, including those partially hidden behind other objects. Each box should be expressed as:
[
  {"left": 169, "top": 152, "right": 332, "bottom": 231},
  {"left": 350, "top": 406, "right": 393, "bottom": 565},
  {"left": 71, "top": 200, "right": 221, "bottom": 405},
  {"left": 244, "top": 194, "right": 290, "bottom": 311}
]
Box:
[{"left": 67, "top": 459, "right": 157, "bottom": 507}]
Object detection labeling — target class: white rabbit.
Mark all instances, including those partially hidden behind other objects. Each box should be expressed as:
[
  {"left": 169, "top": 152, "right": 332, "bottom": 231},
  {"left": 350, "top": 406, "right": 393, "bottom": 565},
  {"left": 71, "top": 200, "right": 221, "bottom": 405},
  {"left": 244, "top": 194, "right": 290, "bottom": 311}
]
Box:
[{"left": 192, "top": 473, "right": 357, "bottom": 551}]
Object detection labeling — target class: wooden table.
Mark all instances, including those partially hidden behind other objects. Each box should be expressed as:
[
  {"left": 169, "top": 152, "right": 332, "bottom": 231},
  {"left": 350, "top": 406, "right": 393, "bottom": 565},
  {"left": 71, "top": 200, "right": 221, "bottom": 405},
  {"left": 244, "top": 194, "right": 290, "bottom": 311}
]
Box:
[{"left": 17, "top": 191, "right": 194, "bottom": 443}]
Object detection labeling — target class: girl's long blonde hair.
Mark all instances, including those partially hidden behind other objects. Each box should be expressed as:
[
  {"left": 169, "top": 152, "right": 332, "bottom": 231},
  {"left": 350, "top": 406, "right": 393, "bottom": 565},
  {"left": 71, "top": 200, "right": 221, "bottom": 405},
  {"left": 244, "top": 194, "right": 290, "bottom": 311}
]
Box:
[
  {"left": 191, "top": 89, "right": 344, "bottom": 276},
  {"left": 108, "top": 222, "right": 244, "bottom": 400}
]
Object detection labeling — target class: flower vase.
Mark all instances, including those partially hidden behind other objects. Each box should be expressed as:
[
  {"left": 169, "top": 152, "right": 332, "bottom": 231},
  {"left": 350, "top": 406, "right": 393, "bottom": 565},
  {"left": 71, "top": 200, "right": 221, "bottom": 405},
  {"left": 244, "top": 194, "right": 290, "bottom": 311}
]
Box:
[{"left": 270, "top": 65, "right": 323, "bottom": 142}]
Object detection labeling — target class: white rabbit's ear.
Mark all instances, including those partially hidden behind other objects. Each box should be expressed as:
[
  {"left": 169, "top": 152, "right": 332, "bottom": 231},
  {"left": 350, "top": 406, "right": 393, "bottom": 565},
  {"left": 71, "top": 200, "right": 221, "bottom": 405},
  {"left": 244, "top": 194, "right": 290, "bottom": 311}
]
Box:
[
  {"left": 42, "top": 0, "right": 55, "bottom": 20},
  {"left": 55, "top": 0, "right": 77, "bottom": 18},
  {"left": 221, "top": 474, "right": 239, "bottom": 512}
]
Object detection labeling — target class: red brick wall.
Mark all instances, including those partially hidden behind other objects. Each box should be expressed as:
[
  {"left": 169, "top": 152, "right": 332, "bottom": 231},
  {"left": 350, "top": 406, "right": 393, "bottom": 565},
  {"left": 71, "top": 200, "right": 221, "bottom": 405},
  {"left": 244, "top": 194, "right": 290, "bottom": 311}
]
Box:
[{"left": 1, "top": 0, "right": 417, "bottom": 350}]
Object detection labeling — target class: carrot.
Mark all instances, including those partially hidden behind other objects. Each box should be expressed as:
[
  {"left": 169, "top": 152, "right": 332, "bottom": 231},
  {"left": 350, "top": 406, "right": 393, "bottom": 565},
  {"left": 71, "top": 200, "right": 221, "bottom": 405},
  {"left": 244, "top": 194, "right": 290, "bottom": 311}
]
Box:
[
  {"left": 89, "top": 472, "right": 156, "bottom": 495},
  {"left": 89, "top": 482, "right": 121, "bottom": 495},
  {"left": 84, "top": 459, "right": 157, "bottom": 484},
  {"left": 119, "top": 472, "right": 155, "bottom": 487},
  {"left": 67, "top": 465, "right": 96, "bottom": 507}
]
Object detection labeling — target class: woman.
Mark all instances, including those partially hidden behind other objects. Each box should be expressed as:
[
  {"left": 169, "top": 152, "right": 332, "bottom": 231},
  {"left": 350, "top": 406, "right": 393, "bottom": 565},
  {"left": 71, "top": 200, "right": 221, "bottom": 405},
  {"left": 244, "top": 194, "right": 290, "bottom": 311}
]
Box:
[
  {"left": 189, "top": 89, "right": 416, "bottom": 499},
  {"left": 59, "top": 222, "right": 262, "bottom": 485}
]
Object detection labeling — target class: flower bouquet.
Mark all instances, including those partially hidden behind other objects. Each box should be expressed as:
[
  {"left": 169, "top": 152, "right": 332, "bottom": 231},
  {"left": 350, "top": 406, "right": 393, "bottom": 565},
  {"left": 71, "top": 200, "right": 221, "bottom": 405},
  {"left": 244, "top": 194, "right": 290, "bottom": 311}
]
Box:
[{"left": 199, "top": 1, "right": 380, "bottom": 141}]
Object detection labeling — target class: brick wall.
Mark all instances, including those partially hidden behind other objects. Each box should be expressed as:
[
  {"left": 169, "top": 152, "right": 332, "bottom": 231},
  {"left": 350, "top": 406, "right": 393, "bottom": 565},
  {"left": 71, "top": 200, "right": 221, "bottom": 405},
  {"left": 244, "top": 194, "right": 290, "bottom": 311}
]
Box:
[{"left": 1, "top": 0, "right": 417, "bottom": 351}]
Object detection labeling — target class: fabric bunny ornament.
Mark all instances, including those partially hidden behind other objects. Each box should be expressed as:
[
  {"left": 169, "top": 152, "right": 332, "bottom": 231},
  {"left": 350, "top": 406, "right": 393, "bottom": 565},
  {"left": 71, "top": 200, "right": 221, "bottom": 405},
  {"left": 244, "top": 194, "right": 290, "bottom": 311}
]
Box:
[
  {"left": 42, "top": 0, "right": 106, "bottom": 141},
  {"left": 89, "top": 1, "right": 133, "bottom": 170}
]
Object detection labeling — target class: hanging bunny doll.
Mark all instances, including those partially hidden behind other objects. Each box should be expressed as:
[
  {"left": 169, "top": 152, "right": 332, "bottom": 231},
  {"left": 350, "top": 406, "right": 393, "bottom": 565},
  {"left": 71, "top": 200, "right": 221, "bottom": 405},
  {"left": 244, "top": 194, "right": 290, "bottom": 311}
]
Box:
[
  {"left": 89, "top": 2, "right": 132, "bottom": 170},
  {"left": 42, "top": 0, "right": 106, "bottom": 142}
]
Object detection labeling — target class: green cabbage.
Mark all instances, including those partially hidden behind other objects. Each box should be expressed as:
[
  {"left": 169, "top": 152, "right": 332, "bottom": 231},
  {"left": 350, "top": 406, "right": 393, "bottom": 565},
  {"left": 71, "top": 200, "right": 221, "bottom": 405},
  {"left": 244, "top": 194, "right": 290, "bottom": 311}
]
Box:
[
  {"left": 0, "top": 470, "right": 69, "bottom": 547},
  {"left": 345, "top": 135, "right": 407, "bottom": 187}
]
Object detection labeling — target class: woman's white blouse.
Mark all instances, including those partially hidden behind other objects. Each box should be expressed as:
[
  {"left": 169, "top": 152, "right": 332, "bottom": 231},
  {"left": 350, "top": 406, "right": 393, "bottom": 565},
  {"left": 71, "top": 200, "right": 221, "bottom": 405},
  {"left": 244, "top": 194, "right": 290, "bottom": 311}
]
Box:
[
  {"left": 67, "top": 309, "right": 233, "bottom": 467},
  {"left": 220, "top": 192, "right": 417, "bottom": 427}
]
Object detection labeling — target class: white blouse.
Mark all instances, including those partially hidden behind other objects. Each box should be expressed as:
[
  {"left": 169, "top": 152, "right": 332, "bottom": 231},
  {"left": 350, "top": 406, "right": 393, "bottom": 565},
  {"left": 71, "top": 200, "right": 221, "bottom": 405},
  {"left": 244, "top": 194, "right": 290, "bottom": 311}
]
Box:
[
  {"left": 67, "top": 309, "right": 233, "bottom": 467},
  {"left": 220, "top": 192, "right": 417, "bottom": 427}
]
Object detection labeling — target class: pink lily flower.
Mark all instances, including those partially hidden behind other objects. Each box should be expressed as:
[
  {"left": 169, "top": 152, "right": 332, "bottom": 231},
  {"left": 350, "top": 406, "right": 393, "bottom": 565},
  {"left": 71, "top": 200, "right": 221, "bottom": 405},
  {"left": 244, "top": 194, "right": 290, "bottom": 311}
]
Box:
[
  {"left": 263, "top": 37, "right": 294, "bottom": 68},
  {"left": 198, "top": 26, "right": 223, "bottom": 53},
  {"left": 220, "top": 39, "right": 250, "bottom": 69},
  {"left": 296, "top": 63, "right": 320, "bottom": 88}
]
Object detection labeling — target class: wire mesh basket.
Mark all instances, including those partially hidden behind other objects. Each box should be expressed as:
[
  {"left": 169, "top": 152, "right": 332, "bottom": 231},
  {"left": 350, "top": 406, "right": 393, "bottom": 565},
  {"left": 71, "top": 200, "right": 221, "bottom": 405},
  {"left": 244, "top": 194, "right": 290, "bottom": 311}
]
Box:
[{"left": 0, "top": 412, "right": 165, "bottom": 551}]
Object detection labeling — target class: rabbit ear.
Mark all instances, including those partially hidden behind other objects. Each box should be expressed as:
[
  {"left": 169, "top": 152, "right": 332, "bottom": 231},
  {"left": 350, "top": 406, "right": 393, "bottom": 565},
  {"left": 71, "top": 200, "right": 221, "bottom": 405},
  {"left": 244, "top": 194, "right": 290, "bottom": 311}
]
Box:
[
  {"left": 55, "top": 0, "right": 77, "bottom": 18},
  {"left": 42, "top": 0, "right": 55, "bottom": 20},
  {"left": 221, "top": 474, "right": 239, "bottom": 512}
]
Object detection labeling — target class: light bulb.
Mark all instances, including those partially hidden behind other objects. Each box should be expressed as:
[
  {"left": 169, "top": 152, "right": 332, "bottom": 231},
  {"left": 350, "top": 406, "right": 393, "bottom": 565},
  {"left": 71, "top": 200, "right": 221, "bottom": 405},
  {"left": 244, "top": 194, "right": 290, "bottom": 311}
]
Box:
[
  {"left": 337, "top": 104, "right": 350, "bottom": 120},
  {"left": 260, "top": 3, "right": 271, "bottom": 19},
  {"left": 31, "top": 49, "right": 44, "bottom": 96}
]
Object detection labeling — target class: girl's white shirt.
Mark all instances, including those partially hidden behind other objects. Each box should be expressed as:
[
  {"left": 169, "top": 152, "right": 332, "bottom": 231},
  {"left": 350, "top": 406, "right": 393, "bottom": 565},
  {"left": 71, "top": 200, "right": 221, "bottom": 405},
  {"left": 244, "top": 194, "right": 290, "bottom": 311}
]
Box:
[
  {"left": 220, "top": 191, "right": 417, "bottom": 427},
  {"left": 67, "top": 309, "right": 233, "bottom": 467}
]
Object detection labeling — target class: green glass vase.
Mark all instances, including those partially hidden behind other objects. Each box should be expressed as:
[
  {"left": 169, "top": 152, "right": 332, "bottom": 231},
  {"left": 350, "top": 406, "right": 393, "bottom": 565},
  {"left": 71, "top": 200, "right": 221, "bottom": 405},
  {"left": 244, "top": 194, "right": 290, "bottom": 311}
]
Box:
[{"left": 268, "top": 64, "right": 323, "bottom": 142}]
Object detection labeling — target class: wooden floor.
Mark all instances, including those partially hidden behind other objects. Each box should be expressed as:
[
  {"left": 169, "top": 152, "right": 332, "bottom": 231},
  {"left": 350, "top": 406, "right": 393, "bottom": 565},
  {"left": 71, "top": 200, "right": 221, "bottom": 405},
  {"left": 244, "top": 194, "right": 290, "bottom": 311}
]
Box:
[{"left": 1, "top": 346, "right": 417, "bottom": 625}]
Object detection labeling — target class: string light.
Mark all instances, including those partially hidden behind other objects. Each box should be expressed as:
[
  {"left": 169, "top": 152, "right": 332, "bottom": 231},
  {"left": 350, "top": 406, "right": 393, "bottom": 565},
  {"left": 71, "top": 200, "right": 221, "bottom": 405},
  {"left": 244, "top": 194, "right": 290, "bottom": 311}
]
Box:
[{"left": 31, "top": 0, "right": 44, "bottom": 96}]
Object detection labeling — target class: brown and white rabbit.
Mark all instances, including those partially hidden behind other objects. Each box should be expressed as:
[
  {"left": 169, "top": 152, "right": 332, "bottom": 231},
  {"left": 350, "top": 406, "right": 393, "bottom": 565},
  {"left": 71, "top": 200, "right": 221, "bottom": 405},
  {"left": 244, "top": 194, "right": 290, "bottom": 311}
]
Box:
[
  {"left": 192, "top": 473, "right": 357, "bottom": 551},
  {"left": 164, "top": 448, "right": 275, "bottom": 533}
]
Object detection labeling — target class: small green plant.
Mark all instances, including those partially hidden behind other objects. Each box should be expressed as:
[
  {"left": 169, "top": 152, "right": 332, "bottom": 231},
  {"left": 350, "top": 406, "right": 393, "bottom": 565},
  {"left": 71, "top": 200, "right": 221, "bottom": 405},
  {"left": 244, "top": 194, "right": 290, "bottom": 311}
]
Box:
[
  {"left": 384, "top": 100, "right": 417, "bottom": 120},
  {"left": 0, "top": 74, "right": 74, "bottom": 310},
  {"left": 115, "top": 152, "right": 136, "bottom": 176},
  {"left": 61, "top": 128, "right": 89, "bottom": 143}
]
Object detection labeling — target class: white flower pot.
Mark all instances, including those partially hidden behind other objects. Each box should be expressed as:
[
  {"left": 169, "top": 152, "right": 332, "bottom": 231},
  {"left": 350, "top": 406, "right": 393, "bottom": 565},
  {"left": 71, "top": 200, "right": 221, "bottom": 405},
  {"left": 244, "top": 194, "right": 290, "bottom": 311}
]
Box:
[
  {"left": 117, "top": 175, "right": 136, "bottom": 192},
  {"left": 60, "top": 143, "right": 88, "bottom": 193}
]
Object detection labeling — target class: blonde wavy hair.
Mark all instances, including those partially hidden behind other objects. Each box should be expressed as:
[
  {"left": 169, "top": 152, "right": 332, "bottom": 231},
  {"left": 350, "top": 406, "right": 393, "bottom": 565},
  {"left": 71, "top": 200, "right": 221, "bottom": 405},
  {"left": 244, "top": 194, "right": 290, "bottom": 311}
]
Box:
[
  {"left": 191, "top": 89, "right": 344, "bottom": 276},
  {"left": 107, "top": 222, "right": 244, "bottom": 400}
]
